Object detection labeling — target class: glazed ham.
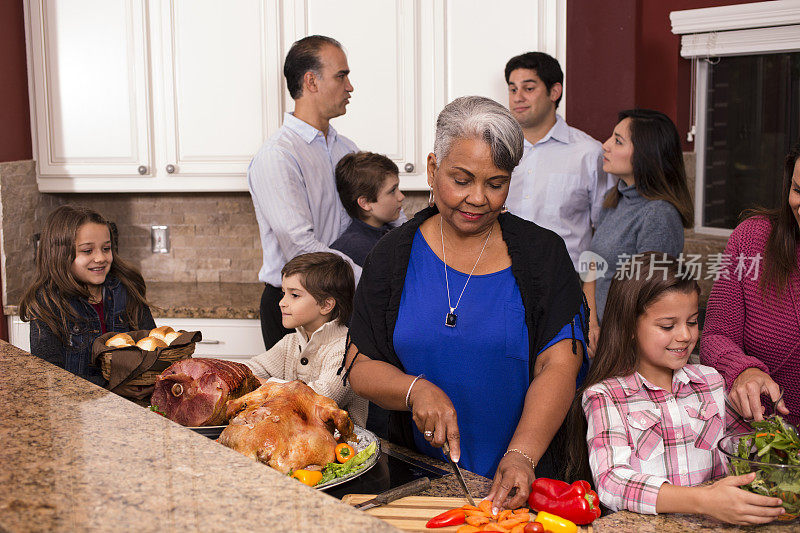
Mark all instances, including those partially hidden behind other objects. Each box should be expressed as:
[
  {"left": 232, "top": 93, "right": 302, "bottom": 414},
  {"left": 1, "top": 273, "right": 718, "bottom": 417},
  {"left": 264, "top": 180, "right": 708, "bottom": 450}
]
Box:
[
  {"left": 151, "top": 359, "right": 260, "bottom": 426},
  {"left": 218, "top": 380, "right": 355, "bottom": 473}
]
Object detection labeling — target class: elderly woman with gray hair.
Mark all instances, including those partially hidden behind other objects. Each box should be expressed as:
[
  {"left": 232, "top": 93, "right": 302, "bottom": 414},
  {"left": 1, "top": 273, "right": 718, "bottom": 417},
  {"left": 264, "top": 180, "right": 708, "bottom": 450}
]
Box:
[{"left": 342, "top": 96, "right": 588, "bottom": 510}]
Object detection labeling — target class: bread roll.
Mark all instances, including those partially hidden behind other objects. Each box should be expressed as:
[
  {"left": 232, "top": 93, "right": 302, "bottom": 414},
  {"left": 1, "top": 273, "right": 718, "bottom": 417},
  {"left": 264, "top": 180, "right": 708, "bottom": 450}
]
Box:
[
  {"left": 106, "top": 333, "right": 135, "bottom": 347},
  {"left": 136, "top": 336, "right": 168, "bottom": 351},
  {"left": 149, "top": 325, "right": 175, "bottom": 341},
  {"left": 163, "top": 331, "right": 181, "bottom": 345}
]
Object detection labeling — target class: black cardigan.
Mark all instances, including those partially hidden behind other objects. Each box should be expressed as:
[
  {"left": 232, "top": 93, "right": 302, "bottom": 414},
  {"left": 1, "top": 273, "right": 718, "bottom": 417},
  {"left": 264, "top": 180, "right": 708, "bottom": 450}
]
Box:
[{"left": 342, "top": 206, "right": 587, "bottom": 479}]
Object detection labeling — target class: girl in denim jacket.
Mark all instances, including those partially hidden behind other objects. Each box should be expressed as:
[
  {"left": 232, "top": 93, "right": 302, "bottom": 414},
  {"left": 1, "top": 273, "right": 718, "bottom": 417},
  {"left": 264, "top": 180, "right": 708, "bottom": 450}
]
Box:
[{"left": 19, "top": 206, "right": 155, "bottom": 388}]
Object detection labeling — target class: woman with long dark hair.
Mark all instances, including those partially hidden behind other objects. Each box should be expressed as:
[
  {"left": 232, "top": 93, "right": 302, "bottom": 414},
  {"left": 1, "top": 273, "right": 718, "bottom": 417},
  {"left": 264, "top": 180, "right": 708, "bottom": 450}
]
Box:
[
  {"left": 583, "top": 109, "right": 693, "bottom": 354},
  {"left": 700, "top": 143, "right": 800, "bottom": 426}
]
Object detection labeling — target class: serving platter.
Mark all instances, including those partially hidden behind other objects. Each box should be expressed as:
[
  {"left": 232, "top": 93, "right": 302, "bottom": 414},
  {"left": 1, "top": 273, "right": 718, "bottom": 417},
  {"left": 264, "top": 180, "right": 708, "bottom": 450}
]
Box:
[
  {"left": 317, "top": 425, "right": 381, "bottom": 491},
  {"left": 189, "top": 425, "right": 226, "bottom": 439},
  {"left": 187, "top": 423, "right": 380, "bottom": 490}
]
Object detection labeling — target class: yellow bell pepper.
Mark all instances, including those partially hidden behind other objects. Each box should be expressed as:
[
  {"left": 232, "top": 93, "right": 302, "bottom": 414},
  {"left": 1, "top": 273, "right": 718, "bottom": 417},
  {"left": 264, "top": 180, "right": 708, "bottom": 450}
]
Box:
[
  {"left": 290, "top": 469, "right": 323, "bottom": 486},
  {"left": 534, "top": 510, "right": 577, "bottom": 533}
]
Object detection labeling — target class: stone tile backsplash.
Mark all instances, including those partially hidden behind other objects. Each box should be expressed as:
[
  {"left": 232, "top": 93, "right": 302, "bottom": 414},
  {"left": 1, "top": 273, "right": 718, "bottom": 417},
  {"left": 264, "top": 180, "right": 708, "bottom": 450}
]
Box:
[
  {"left": 0, "top": 160, "right": 61, "bottom": 308},
  {"left": 0, "top": 159, "right": 429, "bottom": 308},
  {"left": 0, "top": 153, "right": 722, "bottom": 309}
]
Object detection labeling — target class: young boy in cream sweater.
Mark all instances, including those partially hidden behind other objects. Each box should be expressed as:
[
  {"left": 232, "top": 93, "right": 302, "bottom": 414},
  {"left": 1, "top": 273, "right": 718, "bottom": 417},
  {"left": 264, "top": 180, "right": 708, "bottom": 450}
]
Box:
[{"left": 244, "top": 252, "right": 367, "bottom": 426}]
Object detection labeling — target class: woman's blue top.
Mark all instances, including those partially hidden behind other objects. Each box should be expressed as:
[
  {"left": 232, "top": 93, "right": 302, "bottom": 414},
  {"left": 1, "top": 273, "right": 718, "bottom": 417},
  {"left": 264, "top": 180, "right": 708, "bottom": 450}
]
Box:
[{"left": 393, "top": 230, "right": 586, "bottom": 478}]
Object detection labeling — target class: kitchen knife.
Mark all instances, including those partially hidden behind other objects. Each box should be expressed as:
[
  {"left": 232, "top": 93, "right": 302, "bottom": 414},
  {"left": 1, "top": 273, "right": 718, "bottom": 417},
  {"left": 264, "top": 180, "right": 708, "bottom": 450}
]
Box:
[
  {"left": 353, "top": 476, "right": 431, "bottom": 510},
  {"left": 442, "top": 441, "right": 475, "bottom": 506}
]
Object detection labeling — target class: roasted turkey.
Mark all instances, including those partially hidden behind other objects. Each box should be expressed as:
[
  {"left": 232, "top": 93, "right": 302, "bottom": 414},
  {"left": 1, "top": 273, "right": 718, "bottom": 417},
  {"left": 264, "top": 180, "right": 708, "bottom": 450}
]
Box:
[
  {"left": 150, "top": 358, "right": 261, "bottom": 426},
  {"left": 218, "top": 380, "right": 355, "bottom": 473}
]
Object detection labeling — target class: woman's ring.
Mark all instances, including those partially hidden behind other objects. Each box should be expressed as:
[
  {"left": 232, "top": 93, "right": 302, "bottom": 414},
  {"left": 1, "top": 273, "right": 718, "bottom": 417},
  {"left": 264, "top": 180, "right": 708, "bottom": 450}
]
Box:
[{"left": 424, "top": 430, "right": 433, "bottom": 438}]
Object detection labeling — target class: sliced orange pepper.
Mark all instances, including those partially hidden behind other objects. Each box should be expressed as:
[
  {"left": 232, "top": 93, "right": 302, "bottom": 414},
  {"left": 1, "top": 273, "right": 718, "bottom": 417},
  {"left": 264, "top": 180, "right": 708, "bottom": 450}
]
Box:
[
  {"left": 290, "top": 469, "right": 322, "bottom": 486},
  {"left": 498, "top": 516, "right": 528, "bottom": 528},
  {"left": 465, "top": 515, "right": 490, "bottom": 526},
  {"left": 509, "top": 524, "right": 526, "bottom": 533},
  {"left": 466, "top": 510, "right": 489, "bottom": 518},
  {"left": 497, "top": 509, "right": 513, "bottom": 521},
  {"left": 462, "top": 504, "right": 481, "bottom": 511},
  {"left": 478, "top": 500, "right": 494, "bottom": 514},
  {"left": 513, "top": 508, "right": 529, "bottom": 514},
  {"left": 484, "top": 523, "right": 510, "bottom": 532},
  {"left": 334, "top": 442, "right": 356, "bottom": 463},
  {"left": 456, "top": 526, "right": 482, "bottom": 533}
]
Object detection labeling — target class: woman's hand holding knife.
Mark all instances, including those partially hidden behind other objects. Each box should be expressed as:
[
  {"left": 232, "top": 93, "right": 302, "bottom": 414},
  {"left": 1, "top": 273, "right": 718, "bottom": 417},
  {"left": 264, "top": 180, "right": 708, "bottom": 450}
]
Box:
[{"left": 407, "top": 378, "right": 462, "bottom": 463}]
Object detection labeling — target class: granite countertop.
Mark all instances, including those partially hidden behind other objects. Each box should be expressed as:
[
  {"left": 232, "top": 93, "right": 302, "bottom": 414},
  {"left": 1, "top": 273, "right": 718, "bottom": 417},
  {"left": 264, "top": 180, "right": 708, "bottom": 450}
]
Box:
[
  {"left": 336, "top": 443, "right": 798, "bottom": 531},
  {"left": 379, "top": 441, "right": 493, "bottom": 499},
  {"left": 0, "top": 340, "right": 393, "bottom": 533},
  {"left": 4, "top": 339, "right": 796, "bottom": 533},
  {"left": 593, "top": 509, "right": 797, "bottom": 532},
  {"left": 370, "top": 446, "right": 799, "bottom": 531},
  {"left": 146, "top": 282, "right": 263, "bottom": 319},
  {"left": 4, "top": 282, "right": 264, "bottom": 319}
]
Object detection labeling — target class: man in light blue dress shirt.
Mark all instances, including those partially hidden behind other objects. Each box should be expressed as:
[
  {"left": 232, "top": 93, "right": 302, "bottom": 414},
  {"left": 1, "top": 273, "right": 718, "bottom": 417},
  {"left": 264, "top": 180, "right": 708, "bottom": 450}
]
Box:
[
  {"left": 247, "top": 35, "right": 360, "bottom": 350},
  {"left": 504, "top": 52, "right": 613, "bottom": 271}
]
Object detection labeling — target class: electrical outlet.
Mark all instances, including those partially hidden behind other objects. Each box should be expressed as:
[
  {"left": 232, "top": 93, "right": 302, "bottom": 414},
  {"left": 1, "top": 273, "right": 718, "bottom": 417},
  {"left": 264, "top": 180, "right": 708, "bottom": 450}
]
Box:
[{"left": 151, "top": 225, "right": 169, "bottom": 253}]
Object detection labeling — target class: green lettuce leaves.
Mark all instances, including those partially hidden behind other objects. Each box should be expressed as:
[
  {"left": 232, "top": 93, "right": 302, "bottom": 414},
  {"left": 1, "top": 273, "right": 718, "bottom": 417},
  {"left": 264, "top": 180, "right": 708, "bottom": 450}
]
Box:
[
  {"left": 318, "top": 441, "right": 377, "bottom": 486},
  {"left": 732, "top": 416, "right": 800, "bottom": 516}
]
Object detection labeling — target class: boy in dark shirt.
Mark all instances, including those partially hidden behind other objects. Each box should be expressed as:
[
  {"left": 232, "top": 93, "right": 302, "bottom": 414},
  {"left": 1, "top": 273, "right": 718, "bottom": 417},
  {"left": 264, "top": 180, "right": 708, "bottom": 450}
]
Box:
[
  {"left": 331, "top": 152, "right": 405, "bottom": 266},
  {"left": 332, "top": 152, "right": 404, "bottom": 439}
]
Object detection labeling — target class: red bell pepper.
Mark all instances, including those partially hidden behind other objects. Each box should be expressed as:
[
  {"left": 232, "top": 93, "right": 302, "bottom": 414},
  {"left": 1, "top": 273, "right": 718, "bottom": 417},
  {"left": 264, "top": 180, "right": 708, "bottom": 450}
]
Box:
[
  {"left": 528, "top": 478, "right": 601, "bottom": 525},
  {"left": 426, "top": 508, "right": 466, "bottom": 528}
]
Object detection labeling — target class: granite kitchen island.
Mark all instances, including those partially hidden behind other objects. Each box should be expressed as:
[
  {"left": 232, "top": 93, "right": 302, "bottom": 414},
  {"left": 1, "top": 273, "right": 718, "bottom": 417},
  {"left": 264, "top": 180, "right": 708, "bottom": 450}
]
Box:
[
  {"left": 0, "top": 340, "right": 394, "bottom": 533},
  {"left": 3, "top": 340, "right": 797, "bottom": 532}
]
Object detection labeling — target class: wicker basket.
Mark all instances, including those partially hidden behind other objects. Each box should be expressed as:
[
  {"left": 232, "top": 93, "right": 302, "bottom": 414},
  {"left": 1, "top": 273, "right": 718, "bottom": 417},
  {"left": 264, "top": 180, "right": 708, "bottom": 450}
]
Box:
[{"left": 92, "top": 329, "right": 201, "bottom": 389}]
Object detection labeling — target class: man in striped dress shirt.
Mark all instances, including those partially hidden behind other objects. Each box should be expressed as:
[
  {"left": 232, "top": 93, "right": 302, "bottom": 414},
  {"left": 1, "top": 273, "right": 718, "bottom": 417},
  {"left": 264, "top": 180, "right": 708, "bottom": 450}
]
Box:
[{"left": 247, "top": 35, "right": 359, "bottom": 350}]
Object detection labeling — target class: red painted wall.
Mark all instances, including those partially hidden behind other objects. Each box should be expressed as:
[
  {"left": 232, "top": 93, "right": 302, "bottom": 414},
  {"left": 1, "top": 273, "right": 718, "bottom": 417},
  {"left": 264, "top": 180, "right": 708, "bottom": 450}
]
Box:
[
  {"left": 0, "top": 0, "right": 32, "bottom": 163},
  {"left": 2, "top": 1, "right": 766, "bottom": 161},
  {"left": 0, "top": 0, "right": 28, "bottom": 341},
  {"left": 565, "top": 0, "right": 638, "bottom": 144},
  {"left": 567, "top": 0, "right": 762, "bottom": 147}
]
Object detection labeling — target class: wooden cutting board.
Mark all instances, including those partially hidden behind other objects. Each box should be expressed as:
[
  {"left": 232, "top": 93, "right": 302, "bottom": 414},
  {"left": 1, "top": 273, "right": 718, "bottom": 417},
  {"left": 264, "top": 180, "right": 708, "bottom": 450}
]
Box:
[{"left": 341, "top": 495, "right": 593, "bottom": 533}]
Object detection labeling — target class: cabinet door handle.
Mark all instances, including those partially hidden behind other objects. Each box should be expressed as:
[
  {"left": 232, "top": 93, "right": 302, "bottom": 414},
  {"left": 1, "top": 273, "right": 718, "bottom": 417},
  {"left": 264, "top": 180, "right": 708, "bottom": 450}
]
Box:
[
  {"left": 138, "top": 165, "right": 148, "bottom": 175},
  {"left": 166, "top": 164, "right": 176, "bottom": 173},
  {"left": 404, "top": 163, "right": 415, "bottom": 173},
  {"left": 197, "top": 339, "right": 220, "bottom": 344}
]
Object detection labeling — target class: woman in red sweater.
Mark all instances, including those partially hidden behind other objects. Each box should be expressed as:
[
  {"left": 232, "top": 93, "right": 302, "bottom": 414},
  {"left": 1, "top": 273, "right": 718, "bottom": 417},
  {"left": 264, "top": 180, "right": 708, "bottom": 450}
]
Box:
[{"left": 700, "top": 144, "right": 799, "bottom": 426}]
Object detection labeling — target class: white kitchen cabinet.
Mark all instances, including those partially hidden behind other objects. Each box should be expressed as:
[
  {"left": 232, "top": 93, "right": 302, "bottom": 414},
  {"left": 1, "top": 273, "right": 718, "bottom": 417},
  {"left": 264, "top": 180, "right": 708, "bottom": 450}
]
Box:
[
  {"left": 9, "top": 315, "right": 263, "bottom": 362},
  {"left": 154, "top": 318, "right": 264, "bottom": 361},
  {"left": 283, "top": 0, "right": 566, "bottom": 190},
  {"left": 149, "top": 0, "right": 283, "bottom": 186},
  {"left": 25, "top": 0, "right": 282, "bottom": 193},
  {"left": 25, "top": 0, "right": 564, "bottom": 193},
  {"left": 25, "top": 0, "right": 152, "bottom": 186},
  {"left": 9, "top": 316, "right": 31, "bottom": 353}
]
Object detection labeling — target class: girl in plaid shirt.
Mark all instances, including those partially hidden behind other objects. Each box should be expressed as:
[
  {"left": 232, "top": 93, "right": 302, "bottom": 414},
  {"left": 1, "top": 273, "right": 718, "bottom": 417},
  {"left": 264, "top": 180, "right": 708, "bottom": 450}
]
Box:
[{"left": 565, "top": 252, "right": 785, "bottom": 525}]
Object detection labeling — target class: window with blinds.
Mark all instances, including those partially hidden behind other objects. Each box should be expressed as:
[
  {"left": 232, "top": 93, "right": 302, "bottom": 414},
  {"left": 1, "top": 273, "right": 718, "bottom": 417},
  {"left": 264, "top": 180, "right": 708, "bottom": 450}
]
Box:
[
  {"left": 671, "top": 1, "right": 800, "bottom": 234},
  {"left": 702, "top": 53, "right": 800, "bottom": 229}
]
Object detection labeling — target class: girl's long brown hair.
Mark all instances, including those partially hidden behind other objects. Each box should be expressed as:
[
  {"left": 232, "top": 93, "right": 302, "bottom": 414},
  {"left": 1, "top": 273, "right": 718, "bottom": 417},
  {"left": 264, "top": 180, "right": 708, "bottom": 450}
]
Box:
[
  {"left": 742, "top": 142, "right": 800, "bottom": 297},
  {"left": 604, "top": 109, "right": 694, "bottom": 228},
  {"left": 19, "top": 205, "right": 150, "bottom": 343},
  {"left": 563, "top": 252, "right": 700, "bottom": 483}
]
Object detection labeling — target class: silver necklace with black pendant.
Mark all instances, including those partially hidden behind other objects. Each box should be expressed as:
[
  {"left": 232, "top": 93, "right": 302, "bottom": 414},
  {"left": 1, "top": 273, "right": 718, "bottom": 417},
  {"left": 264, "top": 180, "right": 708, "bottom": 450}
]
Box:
[{"left": 440, "top": 219, "right": 493, "bottom": 327}]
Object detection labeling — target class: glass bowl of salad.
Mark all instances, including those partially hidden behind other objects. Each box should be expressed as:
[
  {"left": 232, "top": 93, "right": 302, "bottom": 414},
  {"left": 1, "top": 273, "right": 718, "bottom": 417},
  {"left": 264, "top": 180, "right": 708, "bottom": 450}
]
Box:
[{"left": 717, "top": 416, "right": 800, "bottom": 522}]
